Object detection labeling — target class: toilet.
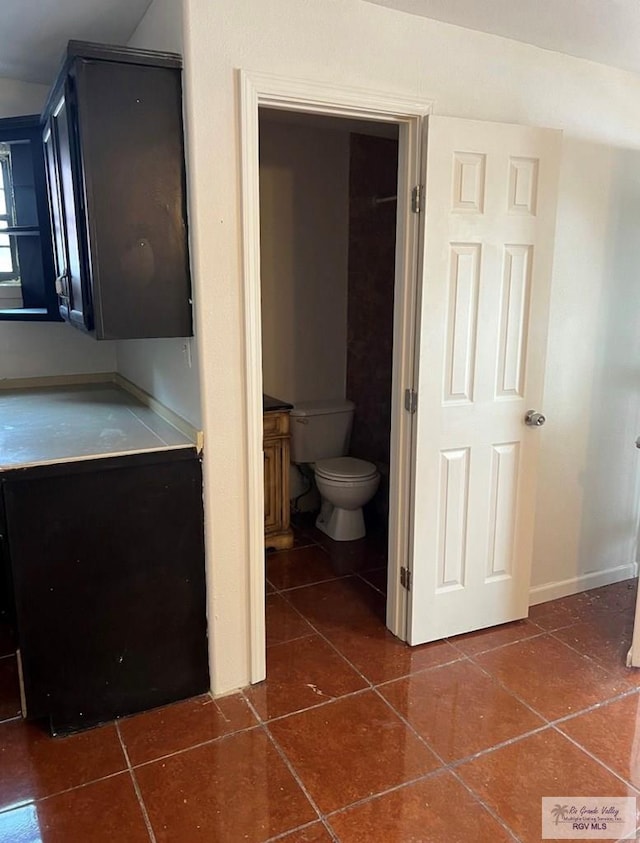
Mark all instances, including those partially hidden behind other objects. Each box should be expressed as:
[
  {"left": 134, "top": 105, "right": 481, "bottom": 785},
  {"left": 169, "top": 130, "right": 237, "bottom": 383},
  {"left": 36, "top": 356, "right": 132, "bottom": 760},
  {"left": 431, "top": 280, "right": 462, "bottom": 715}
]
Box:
[{"left": 289, "top": 399, "right": 380, "bottom": 541}]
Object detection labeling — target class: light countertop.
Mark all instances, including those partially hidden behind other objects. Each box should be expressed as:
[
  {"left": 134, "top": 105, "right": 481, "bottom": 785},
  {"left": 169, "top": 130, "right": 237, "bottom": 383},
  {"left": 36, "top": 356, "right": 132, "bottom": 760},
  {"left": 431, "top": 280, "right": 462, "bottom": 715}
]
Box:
[{"left": 0, "top": 383, "right": 194, "bottom": 472}]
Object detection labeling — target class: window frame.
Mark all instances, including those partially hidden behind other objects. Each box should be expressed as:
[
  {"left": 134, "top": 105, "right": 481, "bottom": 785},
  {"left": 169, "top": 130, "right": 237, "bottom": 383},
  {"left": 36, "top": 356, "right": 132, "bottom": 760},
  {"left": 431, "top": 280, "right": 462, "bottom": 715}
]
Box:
[
  {"left": 0, "top": 151, "right": 21, "bottom": 283},
  {"left": 0, "top": 115, "right": 60, "bottom": 322}
]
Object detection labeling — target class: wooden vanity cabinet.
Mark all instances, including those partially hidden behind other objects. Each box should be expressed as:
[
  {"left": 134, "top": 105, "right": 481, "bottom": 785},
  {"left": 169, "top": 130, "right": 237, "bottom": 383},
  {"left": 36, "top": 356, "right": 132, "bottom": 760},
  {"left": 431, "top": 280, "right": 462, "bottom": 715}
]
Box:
[
  {"left": 263, "top": 410, "right": 293, "bottom": 550},
  {"left": 42, "top": 41, "right": 192, "bottom": 339}
]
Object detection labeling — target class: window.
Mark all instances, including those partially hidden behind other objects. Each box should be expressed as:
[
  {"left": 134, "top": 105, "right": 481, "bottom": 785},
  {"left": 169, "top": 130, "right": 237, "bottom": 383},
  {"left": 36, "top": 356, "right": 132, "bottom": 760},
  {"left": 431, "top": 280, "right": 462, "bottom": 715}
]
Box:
[
  {"left": 0, "top": 150, "right": 20, "bottom": 282},
  {"left": 0, "top": 115, "right": 58, "bottom": 321}
]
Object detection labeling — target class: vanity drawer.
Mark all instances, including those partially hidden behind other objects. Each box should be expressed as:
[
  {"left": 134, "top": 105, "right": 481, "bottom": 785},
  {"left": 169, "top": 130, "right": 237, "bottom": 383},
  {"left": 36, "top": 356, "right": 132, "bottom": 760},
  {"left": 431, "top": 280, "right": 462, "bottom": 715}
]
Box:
[{"left": 263, "top": 411, "right": 289, "bottom": 438}]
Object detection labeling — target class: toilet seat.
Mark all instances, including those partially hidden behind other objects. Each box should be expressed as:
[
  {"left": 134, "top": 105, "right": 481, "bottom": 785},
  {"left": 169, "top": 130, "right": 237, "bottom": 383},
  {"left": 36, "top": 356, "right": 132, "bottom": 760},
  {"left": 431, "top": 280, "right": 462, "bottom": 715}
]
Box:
[{"left": 315, "top": 457, "right": 378, "bottom": 482}]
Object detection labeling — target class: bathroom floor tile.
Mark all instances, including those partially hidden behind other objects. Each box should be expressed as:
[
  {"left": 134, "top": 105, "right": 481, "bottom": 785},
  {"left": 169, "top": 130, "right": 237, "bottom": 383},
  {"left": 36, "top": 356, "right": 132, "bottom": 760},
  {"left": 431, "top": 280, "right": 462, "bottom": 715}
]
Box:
[
  {"left": 118, "top": 692, "right": 256, "bottom": 767},
  {"left": 457, "top": 729, "right": 639, "bottom": 843},
  {"left": 312, "top": 528, "right": 388, "bottom": 575},
  {"left": 266, "top": 545, "right": 340, "bottom": 591},
  {"left": 246, "top": 634, "right": 368, "bottom": 721},
  {"left": 557, "top": 692, "right": 640, "bottom": 787},
  {"left": 0, "top": 718, "right": 126, "bottom": 810},
  {"left": 289, "top": 523, "right": 318, "bottom": 550},
  {"left": 328, "top": 771, "right": 515, "bottom": 843},
  {"left": 0, "top": 772, "right": 149, "bottom": 843},
  {"left": 0, "top": 621, "right": 15, "bottom": 658},
  {"left": 284, "top": 577, "right": 386, "bottom": 632},
  {"left": 474, "top": 634, "right": 630, "bottom": 720},
  {"left": 449, "top": 618, "right": 543, "bottom": 657},
  {"left": 266, "top": 593, "right": 315, "bottom": 647},
  {"left": 379, "top": 659, "right": 544, "bottom": 762},
  {"left": 268, "top": 689, "right": 441, "bottom": 813},
  {"left": 358, "top": 567, "right": 388, "bottom": 595},
  {"left": 0, "top": 656, "right": 21, "bottom": 722},
  {"left": 134, "top": 727, "right": 316, "bottom": 842}
]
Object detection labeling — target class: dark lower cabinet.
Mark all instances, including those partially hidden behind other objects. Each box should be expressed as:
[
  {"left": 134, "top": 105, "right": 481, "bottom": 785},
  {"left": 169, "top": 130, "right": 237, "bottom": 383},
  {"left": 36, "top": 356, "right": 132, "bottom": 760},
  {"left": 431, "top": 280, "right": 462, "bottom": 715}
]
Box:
[{"left": 1, "top": 449, "right": 208, "bottom": 734}]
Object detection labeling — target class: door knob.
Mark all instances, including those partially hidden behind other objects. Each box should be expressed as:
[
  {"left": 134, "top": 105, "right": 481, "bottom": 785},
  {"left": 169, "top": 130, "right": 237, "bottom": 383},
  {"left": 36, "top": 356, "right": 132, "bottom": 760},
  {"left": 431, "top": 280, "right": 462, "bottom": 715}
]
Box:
[{"left": 525, "top": 410, "right": 546, "bottom": 427}]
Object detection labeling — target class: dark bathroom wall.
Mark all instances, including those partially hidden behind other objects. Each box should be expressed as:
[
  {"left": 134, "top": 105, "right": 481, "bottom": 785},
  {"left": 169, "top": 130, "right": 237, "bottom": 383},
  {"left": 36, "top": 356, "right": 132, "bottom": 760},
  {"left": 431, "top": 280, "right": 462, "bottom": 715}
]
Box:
[{"left": 346, "top": 133, "right": 398, "bottom": 519}]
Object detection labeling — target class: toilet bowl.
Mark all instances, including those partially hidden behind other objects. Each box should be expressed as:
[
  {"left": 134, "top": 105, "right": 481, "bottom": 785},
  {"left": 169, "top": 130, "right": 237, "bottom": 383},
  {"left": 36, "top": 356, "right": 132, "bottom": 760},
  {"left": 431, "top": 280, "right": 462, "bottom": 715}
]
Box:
[{"left": 314, "top": 457, "right": 380, "bottom": 541}]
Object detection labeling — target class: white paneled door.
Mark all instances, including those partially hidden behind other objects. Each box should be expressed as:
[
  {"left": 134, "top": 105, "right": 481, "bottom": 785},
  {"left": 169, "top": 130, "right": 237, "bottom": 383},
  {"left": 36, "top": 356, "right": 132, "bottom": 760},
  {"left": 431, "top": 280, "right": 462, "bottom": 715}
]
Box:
[{"left": 408, "top": 116, "right": 562, "bottom": 644}]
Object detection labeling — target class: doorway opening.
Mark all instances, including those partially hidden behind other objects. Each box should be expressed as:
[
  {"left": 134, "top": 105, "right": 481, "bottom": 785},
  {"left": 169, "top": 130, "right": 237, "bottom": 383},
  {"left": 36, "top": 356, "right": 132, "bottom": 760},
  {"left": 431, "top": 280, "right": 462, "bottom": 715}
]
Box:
[
  {"left": 259, "top": 106, "right": 400, "bottom": 647},
  {"left": 239, "top": 71, "right": 432, "bottom": 682}
]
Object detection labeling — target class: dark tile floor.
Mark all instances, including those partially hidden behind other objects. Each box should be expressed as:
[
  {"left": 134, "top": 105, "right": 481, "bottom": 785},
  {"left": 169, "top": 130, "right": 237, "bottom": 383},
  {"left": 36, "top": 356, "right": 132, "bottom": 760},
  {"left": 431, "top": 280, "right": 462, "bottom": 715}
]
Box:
[{"left": 1, "top": 521, "right": 639, "bottom": 841}]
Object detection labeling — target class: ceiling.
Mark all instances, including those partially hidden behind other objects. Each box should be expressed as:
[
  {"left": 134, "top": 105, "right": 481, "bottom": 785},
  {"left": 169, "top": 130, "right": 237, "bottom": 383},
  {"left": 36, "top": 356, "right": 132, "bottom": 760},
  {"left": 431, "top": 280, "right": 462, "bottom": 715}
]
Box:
[
  {"left": 365, "top": 0, "right": 640, "bottom": 76},
  {"left": 1, "top": 0, "right": 153, "bottom": 85},
  {"left": 2, "top": 0, "right": 639, "bottom": 86}
]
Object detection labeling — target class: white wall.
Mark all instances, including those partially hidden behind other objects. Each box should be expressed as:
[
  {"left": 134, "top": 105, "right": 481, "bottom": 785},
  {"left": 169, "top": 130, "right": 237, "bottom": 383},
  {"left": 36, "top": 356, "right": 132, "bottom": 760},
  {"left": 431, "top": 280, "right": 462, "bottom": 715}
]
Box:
[
  {"left": 119, "top": 0, "right": 202, "bottom": 427},
  {"left": 0, "top": 77, "right": 117, "bottom": 381},
  {"left": 0, "top": 78, "right": 47, "bottom": 118},
  {"left": 181, "top": 0, "right": 640, "bottom": 692},
  {"left": 531, "top": 141, "right": 640, "bottom": 592},
  {"left": 260, "top": 117, "right": 349, "bottom": 404}
]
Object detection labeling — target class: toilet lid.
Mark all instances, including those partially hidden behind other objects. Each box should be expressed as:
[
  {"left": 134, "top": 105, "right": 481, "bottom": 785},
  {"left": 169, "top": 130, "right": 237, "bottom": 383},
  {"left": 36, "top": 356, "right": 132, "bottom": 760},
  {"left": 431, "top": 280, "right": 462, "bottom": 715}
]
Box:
[{"left": 315, "top": 457, "right": 378, "bottom": 481}]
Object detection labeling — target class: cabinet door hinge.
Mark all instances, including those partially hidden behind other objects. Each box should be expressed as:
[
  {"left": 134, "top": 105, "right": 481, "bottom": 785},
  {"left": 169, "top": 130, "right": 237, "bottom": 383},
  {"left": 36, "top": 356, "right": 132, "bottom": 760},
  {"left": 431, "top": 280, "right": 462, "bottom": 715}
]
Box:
[
  {"left": 404, "top": 388, "right": 417, "bottom": 414},
  {"left": 400, "top": 566, "right": 412, "bottom": 591},
  {"left": 411, "top": 184, "right": 423, "bottom": 213}
]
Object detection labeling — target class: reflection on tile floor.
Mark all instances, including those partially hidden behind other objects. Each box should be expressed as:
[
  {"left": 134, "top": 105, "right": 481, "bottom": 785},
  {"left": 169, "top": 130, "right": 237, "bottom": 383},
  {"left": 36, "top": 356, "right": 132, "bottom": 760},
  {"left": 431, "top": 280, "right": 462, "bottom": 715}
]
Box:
[{"left": 0, "top": 521, "right": 639, "bottom": 841}]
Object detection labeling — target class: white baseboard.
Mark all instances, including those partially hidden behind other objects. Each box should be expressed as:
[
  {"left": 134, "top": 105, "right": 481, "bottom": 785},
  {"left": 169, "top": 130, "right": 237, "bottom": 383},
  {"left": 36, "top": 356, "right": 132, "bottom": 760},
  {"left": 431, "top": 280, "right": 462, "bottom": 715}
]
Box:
[{"left": 529, "top": 562, "right": 638, "bottom": 606}]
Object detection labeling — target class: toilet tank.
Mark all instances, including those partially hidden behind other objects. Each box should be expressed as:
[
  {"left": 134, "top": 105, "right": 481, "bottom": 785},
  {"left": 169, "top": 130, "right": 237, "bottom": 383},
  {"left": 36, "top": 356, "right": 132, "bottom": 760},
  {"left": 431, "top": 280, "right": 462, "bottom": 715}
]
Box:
[{"left": 289, "top": 399, "right": 355, "bottom": 463}]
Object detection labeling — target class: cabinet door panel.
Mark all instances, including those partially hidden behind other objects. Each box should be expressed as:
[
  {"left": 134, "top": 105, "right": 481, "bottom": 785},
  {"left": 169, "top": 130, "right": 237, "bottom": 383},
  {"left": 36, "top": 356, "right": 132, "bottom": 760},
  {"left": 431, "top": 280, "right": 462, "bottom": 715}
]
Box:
[
  {"left": 264, "top": 442, "right": 280, "bottom": 532},
  {"left": 4, "top": 453, "right": 208, "bottom": 732},
  {"left": 75, "top": 60, "right": 191, "bottom": 339},
  {"left": 48, "top": 89, "right": 92, "bottom": 330}
]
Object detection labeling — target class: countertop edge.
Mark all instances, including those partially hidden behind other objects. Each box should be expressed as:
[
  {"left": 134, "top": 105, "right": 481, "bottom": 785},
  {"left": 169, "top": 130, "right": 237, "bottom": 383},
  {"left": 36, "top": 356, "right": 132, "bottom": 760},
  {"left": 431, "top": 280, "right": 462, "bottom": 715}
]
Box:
[{"left": 0, "top": 443, "right": 197, "bottom": 475}]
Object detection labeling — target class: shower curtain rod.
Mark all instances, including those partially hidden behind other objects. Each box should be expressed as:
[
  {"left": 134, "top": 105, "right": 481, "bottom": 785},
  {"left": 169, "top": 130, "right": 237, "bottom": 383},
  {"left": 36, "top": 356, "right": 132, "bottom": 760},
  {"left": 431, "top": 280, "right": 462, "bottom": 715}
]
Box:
[{"left": 373, "top": 194, "right": 398, "bottom": 205}]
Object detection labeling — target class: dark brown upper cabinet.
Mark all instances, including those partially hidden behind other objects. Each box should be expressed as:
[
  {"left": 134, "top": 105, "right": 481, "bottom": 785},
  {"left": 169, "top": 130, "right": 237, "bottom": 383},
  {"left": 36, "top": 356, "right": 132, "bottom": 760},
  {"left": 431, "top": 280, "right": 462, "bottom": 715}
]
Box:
[{"left": 42, "top": 42, "right": 193, "bottom": 340}]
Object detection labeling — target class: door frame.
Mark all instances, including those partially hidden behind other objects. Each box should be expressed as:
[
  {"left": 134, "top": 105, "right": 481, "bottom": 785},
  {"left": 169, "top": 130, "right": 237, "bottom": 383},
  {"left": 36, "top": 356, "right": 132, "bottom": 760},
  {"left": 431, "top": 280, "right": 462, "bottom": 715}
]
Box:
[{"left": 239, "top": 69, "right": 433, "bottom": 682}]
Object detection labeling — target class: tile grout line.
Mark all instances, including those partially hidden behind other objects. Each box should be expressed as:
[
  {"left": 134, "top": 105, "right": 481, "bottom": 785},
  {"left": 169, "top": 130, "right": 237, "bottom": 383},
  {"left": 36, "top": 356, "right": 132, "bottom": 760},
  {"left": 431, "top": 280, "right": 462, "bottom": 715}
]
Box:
[
  {"left": 269, "top": 579, "right": 527, "bottom": 839},
  {"left": 264, "top": 819, "right": 330, "bottom": 842},
  {"left": 241, "top": 691, "right": 340, "bottom": 843},
  {"left": 550, "top": 721, "right": 640, "bottom": 793},
  {"left": 369, "top": 685, "right": 524, "bottom": 842},
  {"left": 274, "top": 579, "right": 640, "bottom": 828},
  {"left": 269, "top": 549, "right": 637, "bottom": 835},
  {"left": 447, "top": 768, "right": 524, "bottom": 842},
  {"left": 462, "top": 634, "right": 639, "bottom": 732},
  {"left": 266, "top": 631, "right": 318, "bottom": 651},
  {"left": 272, "top": 560, "right": 638, "bottom": 739},
  {"left": 123, "top": 720, "right": 263, "bottom": 771},
  {"left": 445, "top": 627, "right": 549, "bottom": 659},
  {"left": 277, "top": 584, "right": 378, "bottom": 689},
  {"left": 274, "top": 572, "right": 353, "bottom": 595},
  {"left": 0, "top": 768, "right": 130, "bottom": 817},
  {"left": 547, "top": 626, "right": 636, "bottom": 676},
  {"left": 115, "top": 721, "right": 157, "bottom": 843}
]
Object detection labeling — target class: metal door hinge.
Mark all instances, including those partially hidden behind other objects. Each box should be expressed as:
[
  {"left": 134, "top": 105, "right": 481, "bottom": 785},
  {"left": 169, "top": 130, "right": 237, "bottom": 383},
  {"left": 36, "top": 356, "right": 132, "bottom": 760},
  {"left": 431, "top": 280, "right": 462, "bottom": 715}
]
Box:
[
  {"left": 404, "top": 388, "right": 417, "bottom": 414},
  {"left": 400, "top": 566, "right": 412, "bottom": 591},
  {"left": 411, "top": 184, "right": 423, "bottom": 213}
]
